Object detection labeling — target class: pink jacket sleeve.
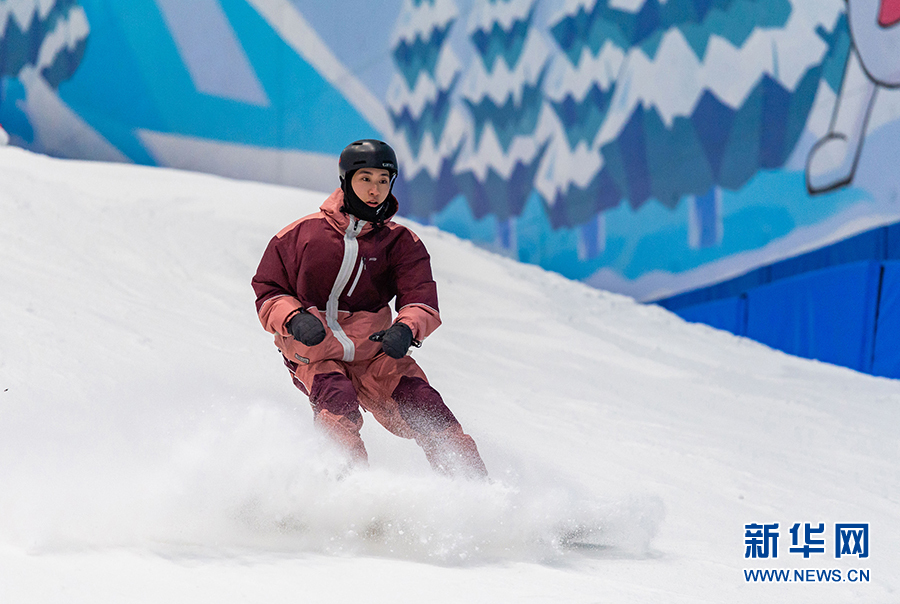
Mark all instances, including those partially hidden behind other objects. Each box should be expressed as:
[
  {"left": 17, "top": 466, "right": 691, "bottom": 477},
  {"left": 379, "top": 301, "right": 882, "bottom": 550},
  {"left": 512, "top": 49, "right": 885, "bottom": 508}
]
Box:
[
  {"left": 390, "top": 227, "right": 442, "bottom": 341},
  {"left": 252, "top": 229, "right": 303, "bottom": 336}
]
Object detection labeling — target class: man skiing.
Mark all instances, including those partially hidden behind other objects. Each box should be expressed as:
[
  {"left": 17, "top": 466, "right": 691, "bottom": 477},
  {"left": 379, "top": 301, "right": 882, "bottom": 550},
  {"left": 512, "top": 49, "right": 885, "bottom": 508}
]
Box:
[{"left": 252, "top": 139, "right": 487, "bottom": 479}]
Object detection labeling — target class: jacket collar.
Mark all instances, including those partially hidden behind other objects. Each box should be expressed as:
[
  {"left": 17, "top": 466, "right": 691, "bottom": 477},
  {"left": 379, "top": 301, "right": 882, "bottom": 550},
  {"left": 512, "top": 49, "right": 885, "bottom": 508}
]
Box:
[{"left": 320, "top": 188, "right": 399, "bottom": 233}]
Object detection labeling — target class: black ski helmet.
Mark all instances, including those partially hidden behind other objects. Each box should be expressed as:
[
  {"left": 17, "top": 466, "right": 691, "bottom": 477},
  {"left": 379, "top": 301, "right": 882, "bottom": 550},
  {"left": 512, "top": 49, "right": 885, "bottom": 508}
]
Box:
[{"left": 338, "top": 139, "right": 398, "bottom": 182}]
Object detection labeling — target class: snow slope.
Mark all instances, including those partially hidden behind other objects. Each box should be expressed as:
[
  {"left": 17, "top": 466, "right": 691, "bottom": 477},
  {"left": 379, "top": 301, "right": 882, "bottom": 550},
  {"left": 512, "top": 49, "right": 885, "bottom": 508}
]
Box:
[{"left": 0, "top": 146, "right": 897, "bottom": 603}]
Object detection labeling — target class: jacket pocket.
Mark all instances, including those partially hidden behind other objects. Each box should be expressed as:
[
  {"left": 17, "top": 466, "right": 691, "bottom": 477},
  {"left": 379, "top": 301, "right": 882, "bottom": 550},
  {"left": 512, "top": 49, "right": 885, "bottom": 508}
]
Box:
[{"left": 275, "top": 331, "right": 345, "bottom": 365}]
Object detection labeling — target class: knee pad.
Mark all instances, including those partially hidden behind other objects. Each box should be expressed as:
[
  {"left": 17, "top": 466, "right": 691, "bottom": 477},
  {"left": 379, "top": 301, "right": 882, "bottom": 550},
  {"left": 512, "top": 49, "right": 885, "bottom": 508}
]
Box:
[{"left": 392, "top": 376, "right": 458, "bottom": 435}]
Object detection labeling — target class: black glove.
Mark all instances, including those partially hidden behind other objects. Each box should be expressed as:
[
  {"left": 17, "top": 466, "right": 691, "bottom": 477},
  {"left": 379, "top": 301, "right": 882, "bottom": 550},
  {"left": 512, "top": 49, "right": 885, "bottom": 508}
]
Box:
[
  {"left": 370, "top": 322, "right": 414, "bottom": 359},
  {"left": 286, "top": 309, "right": 326, "bottom": 346}
]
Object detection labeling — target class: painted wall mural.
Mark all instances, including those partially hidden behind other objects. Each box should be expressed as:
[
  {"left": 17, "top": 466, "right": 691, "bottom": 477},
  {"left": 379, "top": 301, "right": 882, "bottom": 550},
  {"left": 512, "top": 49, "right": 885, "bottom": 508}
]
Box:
[
  {"left": 1, "top": 0, "right": 89, "bottom": 149},
  {"left": 807, "top": 0, "right": 900, "bottom": 193},
  {"left": 2, "top": 0, "right": 899, "bottom": 302}
]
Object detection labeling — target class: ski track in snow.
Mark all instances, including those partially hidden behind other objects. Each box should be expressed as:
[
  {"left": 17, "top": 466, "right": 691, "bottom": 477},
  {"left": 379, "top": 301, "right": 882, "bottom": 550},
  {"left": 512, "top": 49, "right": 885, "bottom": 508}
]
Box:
[{"left": 0, "top": 147, "right": 897, "bottom": 603}]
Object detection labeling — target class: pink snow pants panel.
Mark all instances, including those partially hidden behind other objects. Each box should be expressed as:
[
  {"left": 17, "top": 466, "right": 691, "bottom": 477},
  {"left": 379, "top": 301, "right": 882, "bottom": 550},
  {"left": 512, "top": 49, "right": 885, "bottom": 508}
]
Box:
[{"left": 290, "top": 354, "right": 434, "bottom": 440}]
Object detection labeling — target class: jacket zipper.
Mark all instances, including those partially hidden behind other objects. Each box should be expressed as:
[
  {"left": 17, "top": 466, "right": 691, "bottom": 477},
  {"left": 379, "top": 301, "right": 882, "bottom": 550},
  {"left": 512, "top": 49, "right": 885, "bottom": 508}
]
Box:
[
  {"left": 326, "top": 217, "right": 365, "bottom": 362},
  {"left": 347, "top": 257, "right": 365, "bottom": 298}
]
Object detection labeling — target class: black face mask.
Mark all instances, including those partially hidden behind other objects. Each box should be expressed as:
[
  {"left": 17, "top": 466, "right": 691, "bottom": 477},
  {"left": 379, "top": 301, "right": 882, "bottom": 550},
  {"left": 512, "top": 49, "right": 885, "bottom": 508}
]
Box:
[{"left": 341, "top": 171, "right": 393, "bottom": 224}]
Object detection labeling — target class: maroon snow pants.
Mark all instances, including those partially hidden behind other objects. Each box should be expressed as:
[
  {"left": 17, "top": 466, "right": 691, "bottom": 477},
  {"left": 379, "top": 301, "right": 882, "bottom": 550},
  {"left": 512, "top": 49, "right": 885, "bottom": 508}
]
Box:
[{"left": 284, "top": 353, "right": 487, "bottom": 478}]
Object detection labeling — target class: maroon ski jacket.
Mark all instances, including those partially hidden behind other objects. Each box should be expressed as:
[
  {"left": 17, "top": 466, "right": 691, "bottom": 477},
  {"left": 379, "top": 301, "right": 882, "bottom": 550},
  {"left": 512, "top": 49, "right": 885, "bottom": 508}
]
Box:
[{"left": 252, "top": 188, "right": 441, "bottom": 366}]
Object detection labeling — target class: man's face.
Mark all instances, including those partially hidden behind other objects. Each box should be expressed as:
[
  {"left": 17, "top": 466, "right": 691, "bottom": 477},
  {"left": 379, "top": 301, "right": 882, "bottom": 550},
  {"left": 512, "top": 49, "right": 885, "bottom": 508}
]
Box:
[{"left": 350, "top": 168, "right": 392, "bottom": 207}]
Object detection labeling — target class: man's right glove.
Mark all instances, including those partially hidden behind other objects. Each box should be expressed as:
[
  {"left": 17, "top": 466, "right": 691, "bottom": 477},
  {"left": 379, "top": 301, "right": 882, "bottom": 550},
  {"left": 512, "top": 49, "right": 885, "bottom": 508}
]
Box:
[
  {"left": 369, "top": 322, "right": 414, "bottom": 359},
  {"left": 286, "top": 309, "right": 326, "bottom": 346}
]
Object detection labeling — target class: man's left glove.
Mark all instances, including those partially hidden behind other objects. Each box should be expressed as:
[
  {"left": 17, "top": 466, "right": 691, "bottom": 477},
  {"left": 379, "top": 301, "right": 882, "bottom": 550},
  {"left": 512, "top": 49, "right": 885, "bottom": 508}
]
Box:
[{"left": 369, "top": 322, "right": 414, "bottom": 359}]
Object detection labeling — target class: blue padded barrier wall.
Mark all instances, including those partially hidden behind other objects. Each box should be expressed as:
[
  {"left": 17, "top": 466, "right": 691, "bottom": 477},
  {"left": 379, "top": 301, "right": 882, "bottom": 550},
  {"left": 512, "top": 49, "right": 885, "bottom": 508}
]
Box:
[
  {"left": 659, "top": 221, "right": 900, "bottom": 313},
  {"left": 658, "top": 220, "right": 900, "bottom": 378},
  {"left": 744, "top": 262, "right": 881, "bottom": 372},
  {"left": 872, "top": 262, "right": 900, "bottom": 378},
  {"left": 659, "top": 267, "right": 767, "bottom": 311},
  {"left": 887, "top": 224, "right": 900, "bottom": 260},
  {"left": 673, "top": 296, "right": 747, "bottom": 336},
  {"left": 767, "top": 229, "right": 887, "bottom": 282}
]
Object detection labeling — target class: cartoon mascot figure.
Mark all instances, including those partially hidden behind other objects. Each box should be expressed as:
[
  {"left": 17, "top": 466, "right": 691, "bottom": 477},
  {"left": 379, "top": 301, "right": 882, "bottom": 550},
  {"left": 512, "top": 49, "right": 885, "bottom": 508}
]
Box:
[{"left": 806, "top": 0, "right": 900, "bottom": 194}]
